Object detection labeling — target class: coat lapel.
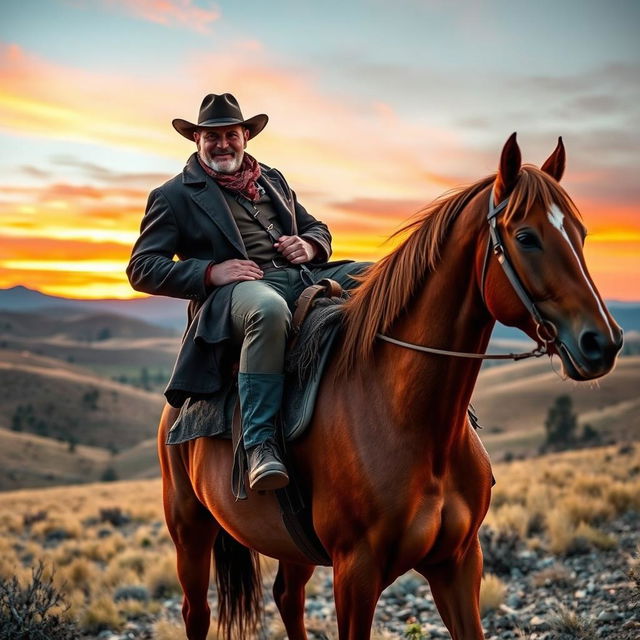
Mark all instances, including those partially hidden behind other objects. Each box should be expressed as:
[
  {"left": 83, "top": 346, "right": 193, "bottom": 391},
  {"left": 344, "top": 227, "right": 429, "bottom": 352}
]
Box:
[{"left": 183, "top": 155, "right": 247, "bottom": 257}]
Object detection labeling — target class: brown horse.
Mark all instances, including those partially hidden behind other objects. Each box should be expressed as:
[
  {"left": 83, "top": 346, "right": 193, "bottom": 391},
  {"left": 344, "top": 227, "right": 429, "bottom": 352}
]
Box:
[{"left": 158, "top": 134, "right": 622, "bottom": 640}]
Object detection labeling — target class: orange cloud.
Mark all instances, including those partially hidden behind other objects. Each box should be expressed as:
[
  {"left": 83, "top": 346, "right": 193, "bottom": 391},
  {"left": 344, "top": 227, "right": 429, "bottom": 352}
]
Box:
[
  {"left": 102, "top": 0, "right": 221, "bottom": 32},
  {"left": 0, "top": 44, "right": 185, "bottom": 157},
  {"left": 0, "top": 236, "right": 131, "bottom": 261}
]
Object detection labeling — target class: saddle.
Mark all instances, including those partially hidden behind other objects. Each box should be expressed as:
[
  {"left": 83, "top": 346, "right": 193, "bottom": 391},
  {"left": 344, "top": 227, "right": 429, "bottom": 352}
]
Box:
[{"left": 166, "top": 278, "right": 345, "bottom": 446}]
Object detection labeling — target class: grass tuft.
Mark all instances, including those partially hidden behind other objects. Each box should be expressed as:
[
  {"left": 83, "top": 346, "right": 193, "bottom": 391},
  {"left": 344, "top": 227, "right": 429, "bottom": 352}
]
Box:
[
  {"left": 479, "top": 573, "right": 506, "bottom": 615},
  {"left": 549, "top": 603, "right": 597, "bottom": 640}
]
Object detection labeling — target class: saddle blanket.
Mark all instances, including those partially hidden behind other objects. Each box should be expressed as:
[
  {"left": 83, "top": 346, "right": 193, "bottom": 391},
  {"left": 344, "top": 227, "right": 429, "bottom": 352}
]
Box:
[{"left": 166, "top": 304, "right": 342, "bottom": 445}]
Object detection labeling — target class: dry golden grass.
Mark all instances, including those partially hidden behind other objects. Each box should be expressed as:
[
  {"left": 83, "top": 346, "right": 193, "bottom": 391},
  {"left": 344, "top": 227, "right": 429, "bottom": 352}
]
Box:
[
  {"left": 485, "top": 443, "right": 640, "bottom": 554},
  {"left": 479, "top": 573, "right": 506, "bottom": 615},
  {"left": 0, "top": 444, "right": 637, "bottom": 635},
  {"left": 0, "top": 478, "right": 168, "bottom": 633},
  {"left": 78, "top": 595, "right": 124, "bottom": 633}
]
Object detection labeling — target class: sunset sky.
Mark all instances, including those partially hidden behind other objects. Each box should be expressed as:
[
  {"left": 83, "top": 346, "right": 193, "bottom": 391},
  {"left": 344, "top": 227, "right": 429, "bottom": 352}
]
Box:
[{"left": 1, "top": 0, "right": 638, "bottom": 300}]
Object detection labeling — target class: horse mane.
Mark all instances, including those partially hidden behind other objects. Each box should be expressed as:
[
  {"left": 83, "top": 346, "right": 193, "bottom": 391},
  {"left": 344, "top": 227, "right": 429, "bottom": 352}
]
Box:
[{"left": 336, "top": 165, "right": 582, "bottom": 377}]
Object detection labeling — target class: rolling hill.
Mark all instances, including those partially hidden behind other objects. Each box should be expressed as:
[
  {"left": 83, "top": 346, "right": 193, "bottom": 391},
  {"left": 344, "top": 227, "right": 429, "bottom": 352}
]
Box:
[
  {"left": 471, "top": 354, "right": 639, "bottom": 459},
  {"left": 0, "top": 349, "right": 164, "bottom": 447},
  {"left": 0, "top": 295, "right": 637, "bottom": 492}
]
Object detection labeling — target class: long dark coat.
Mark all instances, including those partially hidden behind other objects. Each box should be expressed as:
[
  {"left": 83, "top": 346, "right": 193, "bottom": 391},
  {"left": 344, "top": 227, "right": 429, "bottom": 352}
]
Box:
[{"left": 127, "top": 153, "right": 333, "bottom": 407}]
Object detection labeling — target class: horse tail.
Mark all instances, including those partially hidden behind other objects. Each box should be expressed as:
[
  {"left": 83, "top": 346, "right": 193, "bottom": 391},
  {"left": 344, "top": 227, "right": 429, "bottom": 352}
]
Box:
[{"left": 213, "top": 529, "right": 263, "bottom": 640}]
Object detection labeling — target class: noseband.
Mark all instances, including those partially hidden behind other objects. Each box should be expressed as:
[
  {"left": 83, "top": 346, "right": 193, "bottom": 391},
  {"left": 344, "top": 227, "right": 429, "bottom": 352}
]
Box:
[{"left": 376, "top": 187, "right": 557, "bottom": 361}]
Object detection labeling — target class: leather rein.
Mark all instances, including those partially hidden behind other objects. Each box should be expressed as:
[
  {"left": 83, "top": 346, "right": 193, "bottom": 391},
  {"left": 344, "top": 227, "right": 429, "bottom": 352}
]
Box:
[{"left": 376, "top": 187, "right": 558, "bottom": 362}]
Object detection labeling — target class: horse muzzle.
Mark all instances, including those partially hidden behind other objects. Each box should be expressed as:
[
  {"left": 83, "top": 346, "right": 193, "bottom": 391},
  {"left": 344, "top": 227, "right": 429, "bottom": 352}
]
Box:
[{"left": 552, "top": 323, "right": 623, "bottom": 381}]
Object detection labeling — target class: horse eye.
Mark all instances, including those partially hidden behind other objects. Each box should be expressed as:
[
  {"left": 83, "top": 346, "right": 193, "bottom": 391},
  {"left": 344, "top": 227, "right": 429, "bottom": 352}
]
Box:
[{"left": 515, "top": 231, "right": 541, "bottom": 249}]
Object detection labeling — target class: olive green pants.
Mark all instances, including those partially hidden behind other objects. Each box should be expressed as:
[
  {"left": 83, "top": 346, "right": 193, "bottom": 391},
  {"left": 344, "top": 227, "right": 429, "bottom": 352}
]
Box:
[{"left": 230, "top": 262, "right": 370, "bottom": 373}]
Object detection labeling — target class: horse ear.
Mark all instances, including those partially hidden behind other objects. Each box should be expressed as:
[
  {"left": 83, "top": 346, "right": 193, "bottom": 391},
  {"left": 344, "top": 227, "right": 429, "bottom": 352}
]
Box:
[
  {"left": 494, "top": 132, "right": 521, "bottom": 204},
  {"left": 540, "top": 136, "right": 566, "bottom": 182}
]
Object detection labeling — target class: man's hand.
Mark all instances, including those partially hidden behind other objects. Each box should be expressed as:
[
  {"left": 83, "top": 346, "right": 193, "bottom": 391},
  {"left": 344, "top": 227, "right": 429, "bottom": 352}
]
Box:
[
  {"left": 274, "top": 235, "right": 318, "bottom": 264},
  {"left": 208, "top": 259, "right": 263, "bottom": 286}
]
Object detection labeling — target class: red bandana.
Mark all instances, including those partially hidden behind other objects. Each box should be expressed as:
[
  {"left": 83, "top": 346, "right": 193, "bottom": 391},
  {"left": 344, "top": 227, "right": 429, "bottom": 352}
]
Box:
[{"left": 198, "top": 152, "right": 262, "bottom": 202}]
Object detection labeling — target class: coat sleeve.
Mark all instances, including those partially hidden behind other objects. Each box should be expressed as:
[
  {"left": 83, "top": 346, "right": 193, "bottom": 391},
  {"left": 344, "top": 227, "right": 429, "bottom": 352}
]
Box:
[{"left": 126, "top": 188, "right": 211, "bottom": 301}]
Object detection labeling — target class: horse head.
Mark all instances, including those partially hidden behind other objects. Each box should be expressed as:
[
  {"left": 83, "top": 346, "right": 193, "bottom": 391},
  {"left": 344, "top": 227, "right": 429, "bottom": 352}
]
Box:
[{"left": 482, "top": 133, "right": 623, "bottom": 381}]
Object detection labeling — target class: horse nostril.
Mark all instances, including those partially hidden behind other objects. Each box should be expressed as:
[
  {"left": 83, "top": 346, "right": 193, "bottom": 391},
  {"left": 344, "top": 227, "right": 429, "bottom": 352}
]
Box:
[{"left": 579, "top": 330, "right": 604, "bottom": 360}]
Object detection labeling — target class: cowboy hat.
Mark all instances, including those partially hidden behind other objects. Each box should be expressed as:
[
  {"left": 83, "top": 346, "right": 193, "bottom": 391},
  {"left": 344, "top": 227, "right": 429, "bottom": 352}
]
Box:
[{"left": 172, "top": 93, "right": 268, "bottom": 141}]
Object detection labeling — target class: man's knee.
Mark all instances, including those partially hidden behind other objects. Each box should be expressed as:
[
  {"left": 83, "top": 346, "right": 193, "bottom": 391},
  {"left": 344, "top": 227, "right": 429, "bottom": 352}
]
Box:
[{"left": 246, "top": 295, "right": 291, "bottom": 333}]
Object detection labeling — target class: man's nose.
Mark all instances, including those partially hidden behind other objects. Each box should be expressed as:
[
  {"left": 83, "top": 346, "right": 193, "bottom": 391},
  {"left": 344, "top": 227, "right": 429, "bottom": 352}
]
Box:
[{"left": 216, "top": 135, "right": 231, "bottom": 149}]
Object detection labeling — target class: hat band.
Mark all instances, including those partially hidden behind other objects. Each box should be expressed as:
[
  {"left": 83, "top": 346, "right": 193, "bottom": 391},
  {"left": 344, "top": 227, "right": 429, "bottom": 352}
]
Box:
[{"left": 197, "top": 117, "right": 245, "bottom": 127}]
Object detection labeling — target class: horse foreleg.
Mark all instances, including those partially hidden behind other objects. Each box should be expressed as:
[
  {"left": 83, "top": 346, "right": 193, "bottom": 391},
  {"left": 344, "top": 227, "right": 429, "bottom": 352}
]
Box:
[
  {"left": 333, "top": 552, "right": 382, "bottom": 640},
  {"left": 273, "top": 561, "right": 315, "bottom": 640},
  {"left": 415, "top": 539, "right": 485, "bottom": 640}
]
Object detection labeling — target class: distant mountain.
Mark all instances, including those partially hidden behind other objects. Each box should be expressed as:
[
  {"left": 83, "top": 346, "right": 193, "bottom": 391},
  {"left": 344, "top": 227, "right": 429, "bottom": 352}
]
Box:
[
  {"left": 0, "top": 286, "right": 187, "bottom": 331},
  {"left": 490, "top": 300, "right": 640, "bottom": 344}
]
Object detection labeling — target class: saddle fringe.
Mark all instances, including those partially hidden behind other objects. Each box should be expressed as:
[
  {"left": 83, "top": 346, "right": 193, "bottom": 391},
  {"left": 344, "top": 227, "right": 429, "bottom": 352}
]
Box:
[{"left": 286, "top": 299, "right": 344, "bottom": 384}]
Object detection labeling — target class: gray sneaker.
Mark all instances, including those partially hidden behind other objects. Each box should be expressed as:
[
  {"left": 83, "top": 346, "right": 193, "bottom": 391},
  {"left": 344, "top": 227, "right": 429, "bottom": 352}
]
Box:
[{"left": 247, "top": 440, "right": 289, "bottom": 491}]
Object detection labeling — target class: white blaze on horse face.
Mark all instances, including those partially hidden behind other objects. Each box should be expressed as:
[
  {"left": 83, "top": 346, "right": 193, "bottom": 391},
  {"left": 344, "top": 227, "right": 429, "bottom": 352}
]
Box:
[{"left": 547, "top": 203, "right": 615, "bottom": 341}]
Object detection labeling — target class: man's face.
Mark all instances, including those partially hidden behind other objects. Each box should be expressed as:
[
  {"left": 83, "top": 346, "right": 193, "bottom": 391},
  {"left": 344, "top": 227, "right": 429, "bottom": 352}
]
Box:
[{"left": 194, "top": 125, "right": 249, "bottom": 173}]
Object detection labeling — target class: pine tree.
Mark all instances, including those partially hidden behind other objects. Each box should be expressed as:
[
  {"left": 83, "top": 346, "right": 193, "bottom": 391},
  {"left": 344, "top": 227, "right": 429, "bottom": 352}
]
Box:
[{"left": 544, "top": 394, "right": 577, "bottom": 450}]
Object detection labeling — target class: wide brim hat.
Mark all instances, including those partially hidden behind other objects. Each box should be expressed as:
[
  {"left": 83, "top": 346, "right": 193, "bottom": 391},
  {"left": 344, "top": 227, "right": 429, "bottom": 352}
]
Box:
[{"left": 172, "top": 93, "right": 268, "bottom": 141}]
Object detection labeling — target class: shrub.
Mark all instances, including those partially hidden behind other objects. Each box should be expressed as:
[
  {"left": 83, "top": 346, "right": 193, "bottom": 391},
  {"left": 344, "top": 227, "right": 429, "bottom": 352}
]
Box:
[
  {"left": 23, "top": 510, "right": 48, "bottom": 527},
  {"left": 78, "top": 595, "right": 123, "bottom": 634},
  {"left": 153, "top": 618, "right": 188, "bottom": 640},
  {"left": 114, "top": 584, "right": 150, "bottom": 603},
  {"left": 145, "top": 554, "right": 182, "bottom": 599},
  {"left": 573, "top": 522, "right": 617, "bottom": 551},
  {"left": 0, "top": 562, "right": 80, "bottom": 640},
  {"left": 115, "top": 549, "right": 147, "bottom": 576},
  {"left": 479, "top": 573, "right": 506, "bottom": 615},
  {"left": 561, "top": 494, "right": 613, "bottom": 526},
  {"left": 549, "top": 604, "right": 597, "bottom": 640},
  {"left": 492, "top": 503, "right": 529, "bottom": 538},
  {"left": 479, "top": 527, "right": 524, "bottom": 577},
  {"left": 57, "top": 558, "right": 97, "bottom": 593},
  {"left": 101, "top": 467, "right": 118, "bottom": 482},
  {"left": 546, "top": 508, "right": 575, "bottom": 554},
  {"left": 99, "top": 507, "right": 130, "bottom": 527}
]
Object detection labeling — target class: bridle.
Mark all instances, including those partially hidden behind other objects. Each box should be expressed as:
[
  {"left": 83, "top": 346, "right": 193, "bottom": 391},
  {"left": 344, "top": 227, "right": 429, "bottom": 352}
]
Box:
[{"left": 376, "top": 186, "right": 558, "bottom": 361}]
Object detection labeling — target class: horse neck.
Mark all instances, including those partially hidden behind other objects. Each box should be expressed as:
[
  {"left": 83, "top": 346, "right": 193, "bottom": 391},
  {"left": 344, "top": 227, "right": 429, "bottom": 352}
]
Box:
[{"left": 378, "top": 214, "right": 494, "bottom": 452}]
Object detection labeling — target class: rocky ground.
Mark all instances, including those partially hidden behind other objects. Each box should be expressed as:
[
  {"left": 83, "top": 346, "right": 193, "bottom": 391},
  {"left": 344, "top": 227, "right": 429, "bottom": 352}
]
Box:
[{"left": 89, "top": 512, "right": 639, "bottom": 640}]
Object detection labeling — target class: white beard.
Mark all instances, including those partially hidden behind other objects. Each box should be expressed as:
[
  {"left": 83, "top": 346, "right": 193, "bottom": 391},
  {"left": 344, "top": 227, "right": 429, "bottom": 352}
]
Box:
[{"left": 203, "top": 151, "right": 243, "bottom": 174}]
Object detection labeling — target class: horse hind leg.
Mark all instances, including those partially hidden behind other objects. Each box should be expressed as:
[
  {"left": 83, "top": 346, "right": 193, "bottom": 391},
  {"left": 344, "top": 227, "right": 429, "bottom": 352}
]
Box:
[
  {"left": 415, "top": 539, "right": 485, "bottom": 640},
  {"left": 175, "top": 508, "right": 218, "bottom": 639},
  {"left": 273, "top": 561, "right": 315, "bottom": 640},
  {"left": 163, "top": 478, "right": 218, "bottom": 640},
  {"left": 159, "top": 407, "right": 218, "bottom": 640}
]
